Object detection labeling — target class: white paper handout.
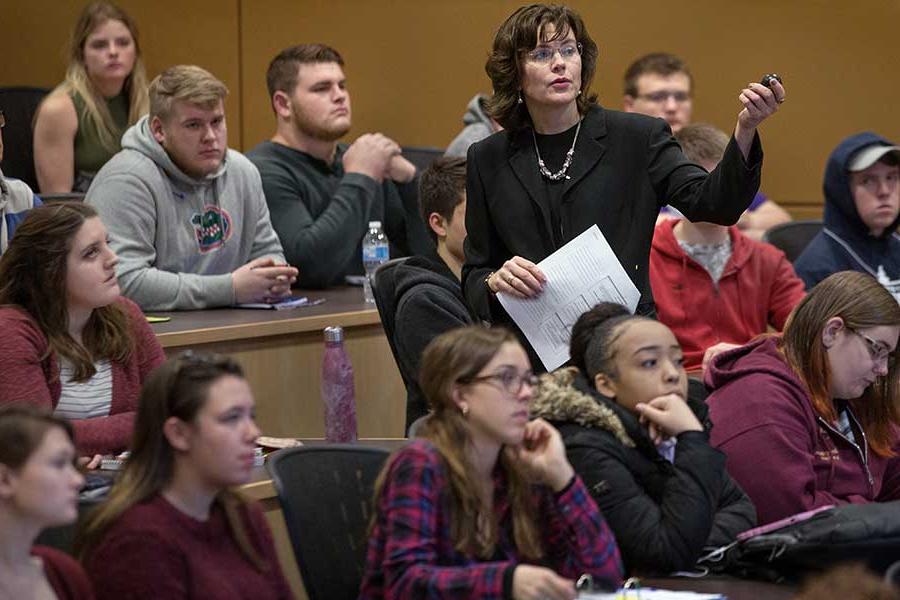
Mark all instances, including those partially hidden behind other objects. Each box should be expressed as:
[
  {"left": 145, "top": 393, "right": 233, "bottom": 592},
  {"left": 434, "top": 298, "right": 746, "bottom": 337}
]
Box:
[{"left": 497, "top": 225, "right": 640, "bottom": 371}]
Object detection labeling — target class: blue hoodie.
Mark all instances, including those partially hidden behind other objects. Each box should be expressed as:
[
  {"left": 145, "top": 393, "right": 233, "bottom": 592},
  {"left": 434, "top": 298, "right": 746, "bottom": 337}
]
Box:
[{"left": 794, "top": 132, "right": 900, "bottom": 298}]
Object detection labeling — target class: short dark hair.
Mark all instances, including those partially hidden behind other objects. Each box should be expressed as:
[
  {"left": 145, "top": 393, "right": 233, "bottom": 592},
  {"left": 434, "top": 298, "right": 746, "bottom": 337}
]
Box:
[
  {"left": 623, "top": 52, "right": 693, "bottom": 97},
  {"left": 266, "top": 43, "right": 344, "bottom": 100},
  {"left": 484, "top": 4, "right": 599, "bottom": 131},
  {"left": 675, "top": 123, "right": 728, "bottom": 165},
  {"left": 418, "top": 157, "right": 467, "bottom": 244}
]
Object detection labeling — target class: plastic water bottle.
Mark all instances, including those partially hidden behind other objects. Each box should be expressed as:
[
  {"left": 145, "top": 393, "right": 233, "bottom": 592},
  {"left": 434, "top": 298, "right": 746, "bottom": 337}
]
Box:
[
  {"left": 321, "top": 326, "right": 358, "bottom": 443},
  {"left": 362, "top": 220, "right": 389, "bottom": 303}
]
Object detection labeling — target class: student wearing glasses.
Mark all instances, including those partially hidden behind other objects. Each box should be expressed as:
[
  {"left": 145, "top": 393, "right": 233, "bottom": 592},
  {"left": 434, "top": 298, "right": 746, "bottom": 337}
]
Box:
[
  {"left": 622, "top": 52, "right": 791, "bottom": 240},
  {"left": 361, "top": 326, "right": 622, "bottom": 600},
  {"left": 706, "top": 271, "right": 900, "bottom": 525},
  {"left": 463, "top": 5, "right": 785, "bottom": 371}
]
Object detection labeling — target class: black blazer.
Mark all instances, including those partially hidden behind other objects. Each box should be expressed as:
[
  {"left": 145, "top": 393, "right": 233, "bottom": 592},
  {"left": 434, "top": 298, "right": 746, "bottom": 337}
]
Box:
[{"left": 462, "top": 105, "right": 762, "bottom": 359}]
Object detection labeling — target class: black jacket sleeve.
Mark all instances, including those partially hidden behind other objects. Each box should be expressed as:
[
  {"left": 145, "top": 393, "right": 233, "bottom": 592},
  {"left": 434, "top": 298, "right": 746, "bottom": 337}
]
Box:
[
  {"left": 566, "top": 430, "right": 728, "bottom": 574},
  {"left": 461, "top": 142, "right": 503, "bottom": 324}
]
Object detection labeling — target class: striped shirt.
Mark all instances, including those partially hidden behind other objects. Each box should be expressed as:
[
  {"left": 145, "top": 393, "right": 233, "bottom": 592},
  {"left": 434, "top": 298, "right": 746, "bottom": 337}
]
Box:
[{"left": 54, "top": 359, "right": 113, "bottom": 421}]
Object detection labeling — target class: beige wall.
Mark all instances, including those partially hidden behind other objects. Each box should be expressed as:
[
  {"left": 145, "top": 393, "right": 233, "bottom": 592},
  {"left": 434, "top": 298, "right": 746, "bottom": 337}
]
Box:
[{"left": 3, "top": 0, "right": 899, "bottom": 217}]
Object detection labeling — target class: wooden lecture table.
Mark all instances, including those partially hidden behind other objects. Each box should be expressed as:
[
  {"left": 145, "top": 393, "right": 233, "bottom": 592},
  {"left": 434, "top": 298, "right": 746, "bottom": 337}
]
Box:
[{"left": 149, "top": 287, "right": 406, "bottom": 439}]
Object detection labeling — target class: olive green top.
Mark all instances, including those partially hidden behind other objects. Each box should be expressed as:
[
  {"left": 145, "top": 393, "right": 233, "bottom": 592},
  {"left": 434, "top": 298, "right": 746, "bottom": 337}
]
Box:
[{"left": 70, "top": 91, "right": 129, "bottom": 191}]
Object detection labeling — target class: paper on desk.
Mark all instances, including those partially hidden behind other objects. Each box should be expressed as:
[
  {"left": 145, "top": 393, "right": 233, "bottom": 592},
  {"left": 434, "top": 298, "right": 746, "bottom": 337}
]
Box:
[
  {"left": 580, "top": 590, "right": 723, "bottom": 599},
  {"left": 497, "top": 225, "right": 640, "bottom": 371}
]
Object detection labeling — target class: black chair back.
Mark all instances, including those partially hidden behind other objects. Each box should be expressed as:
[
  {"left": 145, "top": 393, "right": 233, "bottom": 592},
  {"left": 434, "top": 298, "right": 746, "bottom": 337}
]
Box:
[
  {"left": 37, "top": 192, "right": 86, "bottom": 203},
  {"left": 0, "top": 86, "right": 49, "bottom": 192},
  {"left": 371, "top": 257, "right": 412, "bottom": 389},
  {"left": 266, "top": 444, "right": 391, "bottom": 600},
  {"left": 400, "top": 146, "right": 444, "bottom": 174},
  {"left": 761, "top": 219, "right": 823, "bottom": 262}
]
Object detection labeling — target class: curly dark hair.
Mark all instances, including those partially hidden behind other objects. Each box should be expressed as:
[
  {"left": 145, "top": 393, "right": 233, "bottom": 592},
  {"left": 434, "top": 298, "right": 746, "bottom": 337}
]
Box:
[{"left": 484, "top": 4, "right": 599, "bottom": 131}]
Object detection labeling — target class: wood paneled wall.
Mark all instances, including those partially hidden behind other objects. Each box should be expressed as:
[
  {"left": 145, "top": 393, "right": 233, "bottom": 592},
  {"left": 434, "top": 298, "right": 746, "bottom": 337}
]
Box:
[{"left": 3, "top": 0, "right": 899, "bottom": 218}]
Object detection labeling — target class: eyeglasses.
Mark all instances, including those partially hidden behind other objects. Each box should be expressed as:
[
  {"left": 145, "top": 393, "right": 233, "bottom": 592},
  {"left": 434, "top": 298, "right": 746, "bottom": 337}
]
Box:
[
  {"left": 635, "top": 90, "right": 691, "bottom": 104},
  {"left": 462, "top": 368, "right": 538, "bottom": 395},
  {"left": 0, "top": 110, "right": 5, "bottom": 129},
  {"left": 848, "top": 327, "right": 895, "bottom": 365},
  {"left": 525, "top": 42, "right": 582, "bottom": 64}
]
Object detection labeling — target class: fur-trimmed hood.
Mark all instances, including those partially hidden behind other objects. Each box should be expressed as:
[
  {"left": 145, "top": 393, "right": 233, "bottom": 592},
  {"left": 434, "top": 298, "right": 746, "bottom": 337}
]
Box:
[{"left": 531, "top": 367, "right": 635, "bottom": 448}]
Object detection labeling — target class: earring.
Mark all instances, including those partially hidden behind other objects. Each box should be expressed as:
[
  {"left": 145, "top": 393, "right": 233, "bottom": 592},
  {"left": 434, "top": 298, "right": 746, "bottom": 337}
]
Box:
[
  {"left": 517, "top": 91, "right": 523, "bottom": 105},
  {"left": 577, "top": 89, "right": 582, "bottom": 96},
  {"left": 460, "top": 404, "right": 469, "bottom": 417}
]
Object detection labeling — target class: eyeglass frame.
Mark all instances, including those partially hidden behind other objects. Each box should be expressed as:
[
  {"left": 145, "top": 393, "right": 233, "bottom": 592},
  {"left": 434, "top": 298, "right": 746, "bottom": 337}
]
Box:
[
  {"left": 847, "top": 326, "right": 896, "bottom": 366},
  {"left": 459, "top": 367, "right": 539, "bottom": 396},
  {"left": 523, "top": 41, "right": 583, "bottom": 64},
  {"left": 634, "top": 90, "right": 692, "bottom": 104}
]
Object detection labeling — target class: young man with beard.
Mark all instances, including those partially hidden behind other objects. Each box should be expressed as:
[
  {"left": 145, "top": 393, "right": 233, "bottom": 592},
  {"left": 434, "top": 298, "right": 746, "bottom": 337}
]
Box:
[{"left": 248, "top": 44, "right": 431, "bottom": 288}]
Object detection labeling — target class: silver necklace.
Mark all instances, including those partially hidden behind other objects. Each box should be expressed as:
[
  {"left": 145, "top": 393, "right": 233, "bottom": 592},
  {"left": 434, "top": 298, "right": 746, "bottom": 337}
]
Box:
[{"left": 532, "top": 119, "right": 582, "bottom": 181}]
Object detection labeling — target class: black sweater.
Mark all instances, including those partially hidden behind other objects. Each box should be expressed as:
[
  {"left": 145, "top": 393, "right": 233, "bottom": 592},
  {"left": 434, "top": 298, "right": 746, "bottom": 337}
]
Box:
[{"left": 247, "top": 141, "right": 431, "bottom": 288}]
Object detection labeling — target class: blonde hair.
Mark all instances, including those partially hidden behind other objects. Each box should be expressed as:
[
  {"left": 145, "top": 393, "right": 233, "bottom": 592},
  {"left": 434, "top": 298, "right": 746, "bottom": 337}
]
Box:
[
  {"left": 53, "top": 1, "right": 149, "bottom": 153},
  {"left": 149, "top": 65, "right": 229, "bottom": 121}
]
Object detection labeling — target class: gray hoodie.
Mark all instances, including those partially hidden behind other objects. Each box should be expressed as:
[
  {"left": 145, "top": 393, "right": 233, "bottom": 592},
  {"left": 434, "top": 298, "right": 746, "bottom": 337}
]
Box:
[
  {"left": 86, "top": 116, "right": 286, "bottom": 311},
  {"left": 444, "top": 94, "right": 496, "bottom": 158}
]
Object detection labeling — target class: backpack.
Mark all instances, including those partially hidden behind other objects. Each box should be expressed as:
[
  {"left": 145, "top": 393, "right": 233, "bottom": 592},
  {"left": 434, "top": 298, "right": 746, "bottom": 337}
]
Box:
[{"left": 702, "top": 501, "right": 900, "bottom": 582}]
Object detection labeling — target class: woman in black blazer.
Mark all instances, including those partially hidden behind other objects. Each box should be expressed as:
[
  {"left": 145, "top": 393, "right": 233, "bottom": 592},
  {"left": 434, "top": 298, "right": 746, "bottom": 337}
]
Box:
[{"left": 462, "top": 4, "right": 785, "bottom": 369}]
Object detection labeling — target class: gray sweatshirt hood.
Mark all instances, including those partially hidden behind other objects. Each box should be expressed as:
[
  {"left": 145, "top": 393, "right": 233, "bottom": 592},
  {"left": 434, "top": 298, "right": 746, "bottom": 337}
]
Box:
[
  {"left": 461, "top": 94, "right": 493, "bottom": 127},
  {"left": 122, "top": 116, "right": 227, "bottom": 186}
]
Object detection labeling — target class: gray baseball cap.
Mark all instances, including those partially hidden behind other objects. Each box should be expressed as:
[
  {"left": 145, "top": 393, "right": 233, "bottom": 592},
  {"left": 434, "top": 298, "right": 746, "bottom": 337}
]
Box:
[{"left": 848, "top": 144, "right": 900, "bottom": 172}]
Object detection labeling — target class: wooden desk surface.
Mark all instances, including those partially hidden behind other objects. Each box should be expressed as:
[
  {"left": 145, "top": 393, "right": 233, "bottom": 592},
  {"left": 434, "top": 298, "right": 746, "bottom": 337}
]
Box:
[
  {"left": 150, "top": 287, "right": 377, "bottom": 347},
  {"left": 148, "top": 287, "right": 407, "bottom": 439}
]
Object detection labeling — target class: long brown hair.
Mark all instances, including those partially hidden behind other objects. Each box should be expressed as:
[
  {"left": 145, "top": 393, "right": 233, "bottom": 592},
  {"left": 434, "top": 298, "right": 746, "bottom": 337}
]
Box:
[
  {"left": 48, "top": 1, "right": 149, "bottom": 152},
  {"left": 0, "top": 202, "right": 131, "bottom": 382},
  {"left": 484, "top": 3, "right": 599, "bottom": 131},
  {"left": 373, "top": 326, "right": 544, "bottom": 560},
  {"left": 780, "top": 271, "right": 900, "bottom": 457},
  {"left": 77, "top": 352, "right": 269, "bottom": 570}
]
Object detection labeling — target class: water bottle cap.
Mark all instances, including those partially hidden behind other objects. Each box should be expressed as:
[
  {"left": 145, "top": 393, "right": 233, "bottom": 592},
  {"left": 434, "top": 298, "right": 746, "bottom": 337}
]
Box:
[
  {"left": 324, "top": 326, "right": 344, "bottom": 342},
  {"left": 368, "top": 221, "right": 382, "bottom": 228}
]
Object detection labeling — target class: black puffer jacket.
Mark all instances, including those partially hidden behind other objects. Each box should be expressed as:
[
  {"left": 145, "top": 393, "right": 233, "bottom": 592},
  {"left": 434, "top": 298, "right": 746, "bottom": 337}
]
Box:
[{"left": 531, "top": 368, "right": 756, "bottom": 575}]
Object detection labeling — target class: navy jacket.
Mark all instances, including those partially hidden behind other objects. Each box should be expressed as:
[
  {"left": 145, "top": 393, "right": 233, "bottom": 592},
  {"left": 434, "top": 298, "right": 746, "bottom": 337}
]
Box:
[{"left": 794, "top": 132, "right": 900, "bottom": 292}]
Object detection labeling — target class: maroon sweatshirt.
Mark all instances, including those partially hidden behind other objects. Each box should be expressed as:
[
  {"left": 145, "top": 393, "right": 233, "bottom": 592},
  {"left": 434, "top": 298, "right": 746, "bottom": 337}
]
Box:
[
  {"left": 84, "top": 494, "right": 293, "bottom": 600},
  {"left": 705, "top": 336, "right": 900, "bottom": 525},
  {"left": 0, "top": 297, "right": 165, "bottom": 455},
  {"left": 32, "top": 545, "right": 94, "bottom": 600}
]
